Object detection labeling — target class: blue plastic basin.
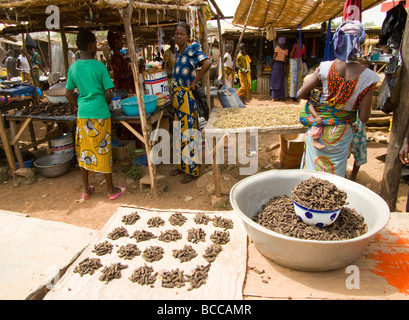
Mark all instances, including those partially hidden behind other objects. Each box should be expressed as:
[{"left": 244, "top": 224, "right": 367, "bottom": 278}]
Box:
[{"left": 120, "top": 95, "right": 158, "bottom": 116}]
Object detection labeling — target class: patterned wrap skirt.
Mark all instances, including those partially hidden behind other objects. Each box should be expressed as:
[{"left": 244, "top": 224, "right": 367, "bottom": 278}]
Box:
[
  {"left": 301, "top": 125, "right": 353, "bottom": 177},
  {"left": 75, "top": 118, "right": 113, "bottom": 174},
  {"left": 269, "top": 60, "right": 285, "bottom": 99},
  {"left": 171, "top": 86, "right": 201, "bottom": 176},
  {"left": 300, "top": 102, "right": 356, "bottom": 177}
]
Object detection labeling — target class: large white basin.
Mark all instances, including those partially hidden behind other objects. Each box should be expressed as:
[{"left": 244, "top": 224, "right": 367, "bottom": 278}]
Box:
[{"left": 230, "top": 169, "right": 390, "bottom": 271}]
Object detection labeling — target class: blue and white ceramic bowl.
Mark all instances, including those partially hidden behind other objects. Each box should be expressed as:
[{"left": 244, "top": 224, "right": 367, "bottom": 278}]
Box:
[{"left": 293, "top": 200, "right": 341, "bottom": 227}]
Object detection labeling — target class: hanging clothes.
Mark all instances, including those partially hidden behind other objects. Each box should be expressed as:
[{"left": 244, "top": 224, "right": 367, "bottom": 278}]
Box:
[
  {"left": 188, "top": 6, "right": 200, "bottom": 43},
  {"left": 343, "top": 0, "right": 362, "bottom": 21}
]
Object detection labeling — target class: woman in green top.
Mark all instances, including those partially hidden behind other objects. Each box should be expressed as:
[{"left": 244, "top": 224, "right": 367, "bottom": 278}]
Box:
[{"left": 65, "top": 29, "right": 126, "bottom": 200}]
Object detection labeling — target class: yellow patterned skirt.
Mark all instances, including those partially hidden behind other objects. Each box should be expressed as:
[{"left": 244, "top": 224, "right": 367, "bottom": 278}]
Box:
[{"left": 75, "top": 118, "right": 113, "bottom": 173}]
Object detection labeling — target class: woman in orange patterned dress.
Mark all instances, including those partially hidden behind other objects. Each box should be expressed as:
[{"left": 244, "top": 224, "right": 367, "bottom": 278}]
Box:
[{"left": 297, "top": 20, "right": 379, "bottom": 177}]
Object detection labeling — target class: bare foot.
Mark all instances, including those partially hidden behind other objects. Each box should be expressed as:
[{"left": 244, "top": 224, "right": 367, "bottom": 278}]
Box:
[{"left": 312, "top": 140, "right": 325, "bottom": 149}]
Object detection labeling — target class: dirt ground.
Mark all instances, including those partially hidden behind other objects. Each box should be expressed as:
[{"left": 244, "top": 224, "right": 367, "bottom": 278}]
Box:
[{"left": 0, "top": 94, "right": 407, "bottom": 230}]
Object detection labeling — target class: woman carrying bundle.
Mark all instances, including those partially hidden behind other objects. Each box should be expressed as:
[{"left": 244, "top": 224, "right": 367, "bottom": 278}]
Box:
[{"left": 297, "top": 20, "right": 380, "bottom": 177}]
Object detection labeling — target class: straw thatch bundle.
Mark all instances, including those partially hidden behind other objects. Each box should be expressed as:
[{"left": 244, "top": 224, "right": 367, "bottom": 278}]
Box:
[
  {"left": 0, "top": 0, "right": 209, "bottom": 36},
  {"left": 232, "top": 0, "right": 385, "bottom": 29}
]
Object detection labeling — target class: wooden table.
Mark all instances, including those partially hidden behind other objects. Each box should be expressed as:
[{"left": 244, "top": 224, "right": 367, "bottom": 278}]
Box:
[
  {"left": 244, "top": 211, "right": 409, "bottom": 299},
  {"left": 0, "top": 99, "right": 32, "bottom": 172},
  {"left": 1, "top": 104, "right": 170, "bottom": 174}
]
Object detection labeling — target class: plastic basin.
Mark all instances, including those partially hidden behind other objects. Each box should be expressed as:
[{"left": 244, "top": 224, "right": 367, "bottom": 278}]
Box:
[
  {"left": 34, "top": 154, "right": 73, "bottom": 178},
  {"left": 120, "top": 95, "right": 158, "bottom": 116}
]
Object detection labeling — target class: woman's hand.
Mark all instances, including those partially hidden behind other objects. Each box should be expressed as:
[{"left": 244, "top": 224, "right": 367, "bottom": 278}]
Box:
[
  {"left": 400, "top": 137, "right": 409, "bottom": 165},
  {"left": 190, "top": 80, "right": 197, "bottom": 91},
  {"left": 190, "top": 58, "right": 211, "bottom": 91}
]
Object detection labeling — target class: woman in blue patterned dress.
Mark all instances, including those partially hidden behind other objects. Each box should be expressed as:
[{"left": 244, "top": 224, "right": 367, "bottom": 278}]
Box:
[{"left": 170, "top": 21, "right": 211, "bottom": 184}]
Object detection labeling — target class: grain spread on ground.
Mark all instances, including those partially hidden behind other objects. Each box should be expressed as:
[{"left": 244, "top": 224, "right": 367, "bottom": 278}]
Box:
[
  {"left": 253, "top": 196, "right": 368, "bottom": 241},
  {"left": 213, "top": 106, "right": 302, "bottom": 129}
]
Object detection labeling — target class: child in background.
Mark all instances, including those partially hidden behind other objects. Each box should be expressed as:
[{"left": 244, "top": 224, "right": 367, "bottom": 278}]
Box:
[
  {"left": 307, "top": 88, "right": 325, "bottom": 149},
  {"left": 65, "top": 29, "right": 126, "bottom": 200}
]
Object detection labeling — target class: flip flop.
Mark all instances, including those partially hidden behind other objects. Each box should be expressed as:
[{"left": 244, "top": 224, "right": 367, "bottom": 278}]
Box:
[
  {"left": 181, "top": 175, "right": 197, "bottom": 184},
  {"left": 170, "top": 169, "right": 183, "bottom": 176},
  {"left": 108, "top": 186, "right": 126, "bottom": 200},
  {"left": 81, "top": 185, "right": 95, "bottom": 200}
]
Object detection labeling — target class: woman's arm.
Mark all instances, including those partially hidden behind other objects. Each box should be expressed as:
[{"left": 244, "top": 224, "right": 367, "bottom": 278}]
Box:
[
  {"left": 358, "top": 88, "right": 374, "bottom": 123},
  {"left": 273, "top": 52, "right": 278, "bottom": 61},
  {"left": 297, "top": 68, "right": 321, "bottom": 99},
  {"left": 105, "top": 88, "right": 113, "bottom": 104},
  {"left": 190, "top": 58, "right": 212, "bottom": 90},
  {"left": 65, "top": 89, "right": 78, "bottom": 109}
]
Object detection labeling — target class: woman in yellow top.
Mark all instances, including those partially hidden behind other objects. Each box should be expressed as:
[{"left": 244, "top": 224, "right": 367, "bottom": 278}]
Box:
[{"left": 236, "top": 43, "right": 251, "bottom": 104}]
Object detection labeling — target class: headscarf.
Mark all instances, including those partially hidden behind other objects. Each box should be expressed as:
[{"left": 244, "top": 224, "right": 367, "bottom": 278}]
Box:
[
  {"left": 333, "top": 20, "right": 366, "bottom": 63},
  {"left": 278, "top": 37, "right": 286, "bottom": 45},
  {"left": 108, "top": 31, "right": 121, "bottom": 50}
]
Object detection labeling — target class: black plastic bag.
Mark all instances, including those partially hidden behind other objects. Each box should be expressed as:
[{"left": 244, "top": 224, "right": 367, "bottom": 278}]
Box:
[
  {"left": 377, "top": 48, "right": 403, "bottom": 114},
  {"left": 192, "top": 85, "right": 209, "bottom": 121},
  {"left": 379, "top": 1, "right": 407, "bottom": 49},
  {"left": 25, "top": 34, "right": 38, "bottom": 49}
]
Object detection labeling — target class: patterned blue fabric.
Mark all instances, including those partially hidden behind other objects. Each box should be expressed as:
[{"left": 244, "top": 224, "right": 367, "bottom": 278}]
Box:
[
  {"left": 171, "top": 42, "right": 208, "bottom": 176},
  {"left": 172, "top": 42, "right": 208, "bottom": 89}
]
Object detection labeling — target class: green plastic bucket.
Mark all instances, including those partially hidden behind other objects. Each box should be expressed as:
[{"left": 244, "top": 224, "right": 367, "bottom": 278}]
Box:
[{"left": 251, "top": 80, "right": 257, "bottom": 91}]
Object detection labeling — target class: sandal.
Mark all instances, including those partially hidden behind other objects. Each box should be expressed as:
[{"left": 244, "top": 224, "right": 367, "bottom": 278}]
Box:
[
  {"left": 181, "top": 175, "right": 197, "bottom": 184},
  {"left": 108, "top": 186, "right": 126, "bottom": 200},
  {"left": 81, "top": 185, "right": 95, "bottom": 200},
  {"left": 170, "top": 169, "right": 183, "bottom": 176}
]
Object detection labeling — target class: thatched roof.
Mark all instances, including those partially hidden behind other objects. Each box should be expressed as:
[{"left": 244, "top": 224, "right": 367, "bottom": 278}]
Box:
[
  {"left": 0, "top": 0, "right": 211, "bottom": 43},
  {"left": 232, "top": 0, "right": 386, "bottom": 29}
]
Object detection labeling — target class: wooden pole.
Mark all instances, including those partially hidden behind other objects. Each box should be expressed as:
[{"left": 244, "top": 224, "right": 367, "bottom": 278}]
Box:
[
  {"left": 48, "top": 31, "right": 52, "bottom": 73},
  {"left": 231, "top": 0, "right": 256, "bottom": 88},
  {"left": 209, "top": 0, "right": 226, "bottom": 86},
  {"left": 199, "top": 7, "right": 211, "bottom": 111},
  {"left": 0, "top": 114, "right": 17, "bottom": 173},
  {"left": 379, "top": 14, "right": 409, "bottom": 211},
  {"left": 60, "top": 24, "right": 69, "bottom": 78},
  {"left": 120, "top": 3, "right": 158, "bottom": 196},
  {"left": 21, "top": 32, "right": 39, "bottom": 105},
  {"left": 217, "top": 16, "right": 226, "bottom": 86}
]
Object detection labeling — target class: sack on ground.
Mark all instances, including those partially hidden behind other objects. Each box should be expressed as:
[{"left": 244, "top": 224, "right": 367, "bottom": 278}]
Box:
[{"left": 218, "top": 85, "right": 245, "bottom": 108}]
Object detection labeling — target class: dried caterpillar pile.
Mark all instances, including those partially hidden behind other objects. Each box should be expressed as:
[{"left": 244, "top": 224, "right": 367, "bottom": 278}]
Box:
[
  {"left": 253, "top": 196, "right": 367, "bottom": 241},
  {"left": 72, "top": 210, "right": 235, "bottom": 292},
  {"left": 292, "top": 177, "right": 347, "bottom": 211}
]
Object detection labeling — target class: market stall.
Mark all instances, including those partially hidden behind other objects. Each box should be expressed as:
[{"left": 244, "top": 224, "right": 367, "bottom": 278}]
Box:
[
  {"left": 0, "top": 0, "right": 215, "bottom": 195},
  {"left": 203, "top": 106, "right": 308, "bottom": 200},
  {"left": 3, "top": 101, "right": 171, "bottom": 175}
]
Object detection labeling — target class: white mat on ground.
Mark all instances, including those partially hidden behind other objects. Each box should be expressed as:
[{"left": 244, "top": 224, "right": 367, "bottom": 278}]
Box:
[{"left": 44, "top": 206, "right": 247, "bottom": 300}]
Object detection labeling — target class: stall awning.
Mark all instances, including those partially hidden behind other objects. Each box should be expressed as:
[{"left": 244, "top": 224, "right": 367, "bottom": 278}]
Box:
[{"left": 232, "top": 0, "right": 387, "bottom": 29}]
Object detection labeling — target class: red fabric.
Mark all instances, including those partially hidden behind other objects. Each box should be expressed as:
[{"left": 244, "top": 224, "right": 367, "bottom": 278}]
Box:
[
  {"left": 291, "top": 43, "right": 306, "bottom": 59},
  {"left": 111, "top": 53, "right": 135, "bottom": 93},
  {"left": 343, "top": 0, "right": 362, "bottom": 21},
  {"left": 381, "top": 1, "right": 409, "bottom": 12}
]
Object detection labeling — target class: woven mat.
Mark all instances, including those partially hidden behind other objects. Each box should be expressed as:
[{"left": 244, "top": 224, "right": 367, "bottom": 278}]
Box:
[{"left": 44, "top": 206, "right": 247, "bottom": 300}]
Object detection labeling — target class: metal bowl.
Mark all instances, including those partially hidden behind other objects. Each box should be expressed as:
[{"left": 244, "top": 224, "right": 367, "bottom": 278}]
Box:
[
  {"left": 230, "top": 169, "right": 390, "bottom": 271},
  {"left": 44, "top": 88, "right": 69, "bottom": 104},
  {"left": 34, "top": 154, "right": 73, "bottom": 178}
]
